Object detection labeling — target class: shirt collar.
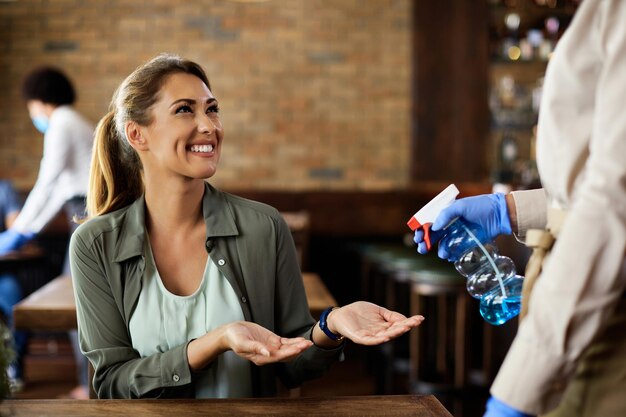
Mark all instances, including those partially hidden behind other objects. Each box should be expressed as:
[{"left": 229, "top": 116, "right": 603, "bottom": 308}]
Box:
[
  {"left": 201, "top": 182, "right": 239, "bottom": 238},
  {"left": 113, "top": 182, "right": 239, "bottom": 262}
]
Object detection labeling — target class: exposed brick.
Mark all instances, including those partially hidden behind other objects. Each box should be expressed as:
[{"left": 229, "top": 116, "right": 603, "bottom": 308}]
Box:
[{"left": 0, "top": 0, "right": 412, "bottom": 191}]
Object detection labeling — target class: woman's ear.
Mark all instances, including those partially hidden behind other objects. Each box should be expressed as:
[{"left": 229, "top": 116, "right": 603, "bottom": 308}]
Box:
[{"left": 125, "top": 121, "right": 148, "bottom": 151}]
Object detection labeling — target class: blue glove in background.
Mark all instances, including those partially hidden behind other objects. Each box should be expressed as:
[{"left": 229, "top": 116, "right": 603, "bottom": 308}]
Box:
[
  {"left": 483, "top": 396, "right": 534, "bottom": 417},
  {"left": 413, "top": 193, "right": 512, "bottom": 257},
  {"left": 0, "top": 229, "right": 34, "bottom": 256}
]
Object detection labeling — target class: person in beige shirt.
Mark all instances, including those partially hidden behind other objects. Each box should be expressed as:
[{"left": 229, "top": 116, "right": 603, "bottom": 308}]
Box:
[{"left": 414, "top": 1, "right": 626, "bottom": 416}]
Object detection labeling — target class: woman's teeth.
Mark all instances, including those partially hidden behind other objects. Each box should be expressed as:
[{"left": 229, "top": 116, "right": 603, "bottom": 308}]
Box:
[{"left": 190, "top": 144, "right": 214, "bottom": 153}]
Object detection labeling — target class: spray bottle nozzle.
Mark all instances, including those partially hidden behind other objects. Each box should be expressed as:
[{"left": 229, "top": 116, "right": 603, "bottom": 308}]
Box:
[{"left": 406, "top": 184, "right": 460, "bottom": 250}]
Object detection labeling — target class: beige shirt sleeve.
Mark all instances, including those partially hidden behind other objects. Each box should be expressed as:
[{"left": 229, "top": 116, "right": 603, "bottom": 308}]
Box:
[
  {"left": 510, "top": 189, "right": 548, "bottom": 239},
  {"left": 491, "top": 0, "right": 626, "bottom": 414}
]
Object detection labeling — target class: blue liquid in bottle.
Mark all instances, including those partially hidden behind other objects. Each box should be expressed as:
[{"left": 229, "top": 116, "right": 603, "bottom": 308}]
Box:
[
  {"left": 439, "top": 219, "right": 523, "bottom": 325},
  {"left": 479, "top": 275, "right": 524, "bottom": 325}
]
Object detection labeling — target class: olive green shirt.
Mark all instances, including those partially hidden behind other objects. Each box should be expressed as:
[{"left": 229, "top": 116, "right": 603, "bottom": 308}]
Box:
[{"left": 70, "top": 182, "right": 342, "bottom": 399}]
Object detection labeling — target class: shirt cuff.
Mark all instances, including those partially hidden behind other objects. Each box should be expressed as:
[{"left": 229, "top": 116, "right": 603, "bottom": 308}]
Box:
[
  {"left": 510, "top": 189, "right": 548, "bottom": 240},
  {"left": 160, "top": 342, "right": 193, "bottom": 387}
]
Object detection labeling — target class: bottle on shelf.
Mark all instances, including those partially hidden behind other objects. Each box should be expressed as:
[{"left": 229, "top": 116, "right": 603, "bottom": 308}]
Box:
[
  {"left": 407, "top": 184, "right": 524, "bottom": 325},
  {"left": 502, "top": 12, "right": 521, "bottom": 61}
]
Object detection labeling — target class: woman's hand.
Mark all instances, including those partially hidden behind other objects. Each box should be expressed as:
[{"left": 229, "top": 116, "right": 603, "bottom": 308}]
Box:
[
  {"left": 188, "top": 321, "right": 312, "bottom": 370},
  {"left": 327, "top": 301, "right": 424, "bottom": 346},
  {"left": 223, "top": 321, "right": 313, "bottom": 366}
]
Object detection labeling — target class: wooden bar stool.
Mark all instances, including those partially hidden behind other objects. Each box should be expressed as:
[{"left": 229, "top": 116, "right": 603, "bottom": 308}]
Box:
[
  {"left": 405, "top": 259, "right": 470, "bottom": 394},
  {"left": 358, "top": 243, "right": 406, "bottom": 304},
  {"left": 377, "top": 251, "right": 443, "bottom": 393},
  {"left": 355, "top": 243, "right": 416, "bottom": 392},
  {"left": 369, "top": 246, "right": 422, "bottom": 393}
]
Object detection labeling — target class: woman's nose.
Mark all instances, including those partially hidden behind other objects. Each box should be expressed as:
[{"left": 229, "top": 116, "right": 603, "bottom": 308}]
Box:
[{"left": 198, "top": 114, "right": 216, "bottom": 135}]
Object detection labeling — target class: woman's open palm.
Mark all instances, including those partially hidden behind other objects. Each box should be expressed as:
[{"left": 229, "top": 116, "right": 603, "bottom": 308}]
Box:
[
  {"left": 330, "top": 301, "right": 424, "bottom": 345},
  {"left": 225, "top": 321, "right": 313, "bottom": 366}
]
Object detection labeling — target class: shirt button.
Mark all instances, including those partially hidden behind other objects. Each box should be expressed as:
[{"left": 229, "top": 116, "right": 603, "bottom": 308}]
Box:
[
  {"left": 218, "top": 259, "right": 225, "bottom": 266},
  {"left": 172, "top": 374, "right": 180, "bottom": 382},
  {"left": 241, "top": 296, "right": 247, "bottom": 303}
]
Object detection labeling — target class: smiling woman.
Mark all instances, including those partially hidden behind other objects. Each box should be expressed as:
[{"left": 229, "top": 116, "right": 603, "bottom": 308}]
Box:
[
  {"left": 69, "top": 53, "right": 424, "bottom": 399},
  {"left": 85, "top": 56, "right": 215, "bottom": 218},
  {"left": 124, "top": 72, "right": 223, "bottom": 194}
]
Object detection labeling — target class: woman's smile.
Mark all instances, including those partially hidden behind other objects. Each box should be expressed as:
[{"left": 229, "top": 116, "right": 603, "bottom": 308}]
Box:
[{"left": 187, "top": 142, "right": 216, "bottom": 156}]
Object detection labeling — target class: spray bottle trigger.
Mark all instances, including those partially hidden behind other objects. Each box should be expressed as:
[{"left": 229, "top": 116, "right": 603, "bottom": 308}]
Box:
[{"left": 423, "top": 223, "right": 433, "bottom": 251}]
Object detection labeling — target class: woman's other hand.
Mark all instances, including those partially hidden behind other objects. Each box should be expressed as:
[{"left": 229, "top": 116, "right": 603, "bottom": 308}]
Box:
[
  {"left": 188, "top": 321, "right": 312, "bottom": 370},
  {"left": 223, "top": 321, "right": 313, "bottom": 366},
  {"left": 328, "top": 301, "right": 424, "bottom": 345}
]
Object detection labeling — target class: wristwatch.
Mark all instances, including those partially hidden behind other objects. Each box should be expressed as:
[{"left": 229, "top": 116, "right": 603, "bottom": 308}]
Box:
[{"left": 319, "top": 307, "right": 344, "bottom": 342}]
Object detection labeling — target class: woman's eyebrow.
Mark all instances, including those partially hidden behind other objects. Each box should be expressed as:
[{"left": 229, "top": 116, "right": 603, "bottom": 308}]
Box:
[{"left": 169, "top": 97, "right": 217, "bottom": 108}]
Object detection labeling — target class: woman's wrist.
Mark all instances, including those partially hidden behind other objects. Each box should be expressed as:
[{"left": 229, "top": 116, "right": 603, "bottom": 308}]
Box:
[
  {"left": 312, "top": 308, "right": 344, "bottom": 348},
  {"left": 326, "top": 307, "right": 341, "bottom": 335},
  {"left": 187, "top": 325, "right": 229, "bottom": 371}
]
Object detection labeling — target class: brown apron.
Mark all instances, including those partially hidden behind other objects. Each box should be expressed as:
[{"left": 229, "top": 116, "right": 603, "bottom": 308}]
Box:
[{"left": 522, "top": 208, "right": 626, "bottom": 417}]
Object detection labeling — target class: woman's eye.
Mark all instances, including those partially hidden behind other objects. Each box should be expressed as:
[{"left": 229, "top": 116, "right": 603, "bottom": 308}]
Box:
[
  {"left": 175, "top": 105, "right": 193, "bottom": 114},
  {"left": 207, "top": 106, "right": 220, "bottom": 114}
]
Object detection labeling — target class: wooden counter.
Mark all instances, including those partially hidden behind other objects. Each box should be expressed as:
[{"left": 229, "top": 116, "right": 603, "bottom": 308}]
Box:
[{"left": 0, "top": 395, "right": 452, "bottom": 417}]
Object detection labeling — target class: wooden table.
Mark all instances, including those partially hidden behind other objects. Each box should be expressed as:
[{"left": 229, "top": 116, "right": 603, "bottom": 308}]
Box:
[
  {"left": 302, "top": 272, "right": 337, "bottom": 318},
  {"left": 13, "top": 273, "right": 76, "bottom": 331},
  {"left": 0, "top": 395, "right": 452, "bottom": 417},
  {"left": 13, "top": 272, "right": 337, "bottom": 331},
  {"left": 0, "top": 244, "right": 45, "bottom": 265}
]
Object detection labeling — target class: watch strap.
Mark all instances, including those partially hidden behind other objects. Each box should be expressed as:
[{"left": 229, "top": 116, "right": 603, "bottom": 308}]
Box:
[{"left": 319, "top": 307, "right": 344, "bottom": 341}]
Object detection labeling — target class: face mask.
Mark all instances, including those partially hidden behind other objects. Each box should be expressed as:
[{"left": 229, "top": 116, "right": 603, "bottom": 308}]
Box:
[{"left": 32, "top": 116, "right": 49, "bottom": 134}]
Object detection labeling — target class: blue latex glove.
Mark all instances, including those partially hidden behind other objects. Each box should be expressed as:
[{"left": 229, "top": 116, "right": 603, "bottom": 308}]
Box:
[
  {"left": 0, "top": 229, "right": 34, "bottom": 255},
  {"left": 413, "top": 228, "right": 445, "bottom": 255},
  {"left": 413, "top": 193, "right": 512, "bottom": 257},
  {"left": 484, "top": 396, "right": 534, "bottom": 417}
]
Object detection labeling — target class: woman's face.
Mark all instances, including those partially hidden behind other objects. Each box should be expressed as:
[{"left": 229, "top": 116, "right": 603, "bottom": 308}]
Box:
[{"left": 139, "top": 72, "right": 223, "bottom": 181}]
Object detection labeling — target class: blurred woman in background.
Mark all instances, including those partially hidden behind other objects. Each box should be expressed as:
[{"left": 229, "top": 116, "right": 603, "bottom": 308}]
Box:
[{"left": 0, "top": 67, "right": 94, "bottom": 399}]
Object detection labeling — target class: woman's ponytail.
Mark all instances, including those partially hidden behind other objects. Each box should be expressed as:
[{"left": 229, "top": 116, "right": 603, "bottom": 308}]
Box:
[{"left": 86, "top": 110, "right": 143, "bottom": 219}]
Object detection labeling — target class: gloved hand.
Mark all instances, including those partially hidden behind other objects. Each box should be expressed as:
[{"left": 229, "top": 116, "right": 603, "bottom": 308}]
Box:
[
  {"left": 413, "top": 228, "right": 445, "bottom": 255},
  {"left": 0, "top": 229, "right": 34, "bottom": 256},
  {"left": 413, "top": 193, "right": 512, "bottom": 257},
  {"left": 484, "top": 396, "right": 534, "bottom": 417}
]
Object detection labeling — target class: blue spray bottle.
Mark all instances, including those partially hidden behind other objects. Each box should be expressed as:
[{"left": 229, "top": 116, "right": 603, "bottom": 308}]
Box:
[{"left": 407, "top": 184, "right": 523, "bottom": 325}]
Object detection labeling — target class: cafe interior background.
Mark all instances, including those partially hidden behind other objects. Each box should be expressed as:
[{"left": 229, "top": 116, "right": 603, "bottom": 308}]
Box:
[{"left": 0, "top": 0, "right": 580, "bottom": 415}]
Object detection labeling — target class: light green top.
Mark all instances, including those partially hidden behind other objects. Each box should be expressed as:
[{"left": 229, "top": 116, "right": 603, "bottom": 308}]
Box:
[{"left": 129, "top": 236, "right": 252, "bottom": 398}]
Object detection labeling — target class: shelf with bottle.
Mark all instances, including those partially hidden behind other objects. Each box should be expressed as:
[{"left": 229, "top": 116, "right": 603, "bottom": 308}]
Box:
[
  {"left": 487, "top": 0, "right": 579, "bottom": 190},
  {"left": 489, "top": 72, "right": 543, "bottom": 130},
  {"left": 488, "top": 0, "right": 579, "bottom": 63},
  {"left": 489, "top": 126, "right": 541, "bottom": 190},
  {"left": 489, "top": 71, "right": 542, "bottom": 188}
]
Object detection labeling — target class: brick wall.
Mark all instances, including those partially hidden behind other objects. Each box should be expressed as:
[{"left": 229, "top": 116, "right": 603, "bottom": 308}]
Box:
[{"left": 0, "top": 0, "right": 412, "bottom": 191}]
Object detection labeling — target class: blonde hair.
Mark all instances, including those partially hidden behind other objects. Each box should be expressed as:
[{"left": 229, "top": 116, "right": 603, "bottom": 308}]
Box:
[{"left": 87, "top": 53, "right": 211, "bottom": 218}]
